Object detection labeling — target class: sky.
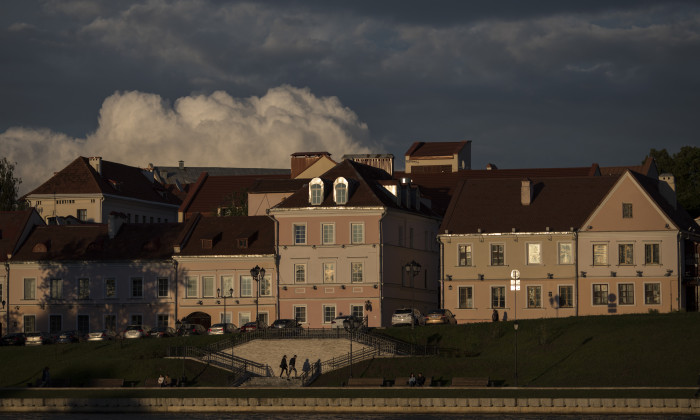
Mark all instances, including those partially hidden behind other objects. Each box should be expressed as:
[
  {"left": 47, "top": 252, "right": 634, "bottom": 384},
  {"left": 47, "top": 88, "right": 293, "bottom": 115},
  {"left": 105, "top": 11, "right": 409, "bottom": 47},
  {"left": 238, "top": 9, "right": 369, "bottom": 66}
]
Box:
[{"left": 1, "top": 0, "right": 699, "bottom": 194}]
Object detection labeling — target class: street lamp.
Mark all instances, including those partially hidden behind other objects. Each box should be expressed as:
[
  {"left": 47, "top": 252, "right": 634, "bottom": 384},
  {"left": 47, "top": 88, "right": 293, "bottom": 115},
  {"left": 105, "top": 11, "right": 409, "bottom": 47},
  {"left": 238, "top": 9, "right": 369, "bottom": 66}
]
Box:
[
  {"left": 250, "top": 265, "right": 265, "bottom": 326},
  {"left": 218, "top": 287, "right": 234, "bottom": 324},
  {"left": 175, "top": 319, "right": 184, "bottom": 384},
  {"left": 404, "top": 260, "right": 422, "bottom": 330},
  {"left": 514, "top": 321, "right": 519, "bottom": 387}
]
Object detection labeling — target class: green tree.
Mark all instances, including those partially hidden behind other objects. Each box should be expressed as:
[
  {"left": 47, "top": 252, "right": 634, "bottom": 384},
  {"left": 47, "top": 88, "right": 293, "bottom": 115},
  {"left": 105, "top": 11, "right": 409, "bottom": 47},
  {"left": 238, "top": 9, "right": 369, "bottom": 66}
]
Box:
[
  {"left": 218, "top": 189, "right": 248, "bottom": 217},
  {"left": 646, "top": 146, "right": 700, "bottom": 218},
  {"left": 0, "top": 157, "right": 22, "bottom": 211}
]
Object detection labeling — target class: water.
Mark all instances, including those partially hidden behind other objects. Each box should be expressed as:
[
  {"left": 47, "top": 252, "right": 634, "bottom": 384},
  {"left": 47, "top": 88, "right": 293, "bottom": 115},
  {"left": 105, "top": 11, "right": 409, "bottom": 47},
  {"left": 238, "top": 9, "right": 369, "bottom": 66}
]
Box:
[{"left": 0, "top": 414, "right": 693, "bottom": 420}]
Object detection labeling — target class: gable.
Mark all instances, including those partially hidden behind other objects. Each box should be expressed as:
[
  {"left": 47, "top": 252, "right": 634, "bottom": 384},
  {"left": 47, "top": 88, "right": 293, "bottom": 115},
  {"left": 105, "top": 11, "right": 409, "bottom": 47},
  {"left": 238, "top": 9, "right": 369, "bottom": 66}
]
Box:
[
  {"left": 583, "top": 173, "right": 674, "bottom": 232},
  {"left": 295, "top": 156, "right": 337, "bottom": 179}
]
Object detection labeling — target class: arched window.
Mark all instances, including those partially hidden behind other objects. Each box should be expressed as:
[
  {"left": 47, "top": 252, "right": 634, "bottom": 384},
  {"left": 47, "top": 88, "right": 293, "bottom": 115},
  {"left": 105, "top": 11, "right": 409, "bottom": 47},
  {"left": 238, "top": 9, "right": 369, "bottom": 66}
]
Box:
[
  {"left": 333, "top": 177, "right": 348, "bottom": 205},
  {"left": 309, "top": 178, "right": 323, "bottom": 205}
]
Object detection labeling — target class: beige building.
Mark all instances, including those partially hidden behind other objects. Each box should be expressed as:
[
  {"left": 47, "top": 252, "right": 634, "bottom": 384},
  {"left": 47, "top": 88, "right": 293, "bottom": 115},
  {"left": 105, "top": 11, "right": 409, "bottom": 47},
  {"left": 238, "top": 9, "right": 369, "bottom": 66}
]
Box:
[{"left": 404, "top": 141, "right": 471, "bottom": 174}]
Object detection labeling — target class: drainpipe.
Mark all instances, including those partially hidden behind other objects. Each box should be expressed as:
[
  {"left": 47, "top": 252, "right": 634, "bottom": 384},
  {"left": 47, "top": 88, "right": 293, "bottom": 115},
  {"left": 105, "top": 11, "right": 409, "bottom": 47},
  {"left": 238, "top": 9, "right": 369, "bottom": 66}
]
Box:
[
  {"left": 378, "top": 209, "right": 387, "bottom": 327},
  {"left": 267, "top": 211, "right": 281, "bottom": 320},
  {"left": 439, "top": 237, "right": 444, "bottom": 309},
  {"left": 676, "top": 232, "right": 682, "bottom": 312},
  {"left": 173, "top": 259, "right": 179, "bottom": 325},
  {"left": 573, "top": 231, "right": 579, "bottom": 317},
  {"left": 4, "top": 262, "right": 9, "bottom": 334}
]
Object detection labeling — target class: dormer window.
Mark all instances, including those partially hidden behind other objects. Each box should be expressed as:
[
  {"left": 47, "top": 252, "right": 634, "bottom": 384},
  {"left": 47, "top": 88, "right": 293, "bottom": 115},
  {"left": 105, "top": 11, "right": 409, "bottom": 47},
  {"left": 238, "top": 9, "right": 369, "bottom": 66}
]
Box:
[
  {"left": 333, "top": 177, "right": 348, "bottom": 205},
  {"left": 309, "top": 178, "right": 324, "bottom": 205}
]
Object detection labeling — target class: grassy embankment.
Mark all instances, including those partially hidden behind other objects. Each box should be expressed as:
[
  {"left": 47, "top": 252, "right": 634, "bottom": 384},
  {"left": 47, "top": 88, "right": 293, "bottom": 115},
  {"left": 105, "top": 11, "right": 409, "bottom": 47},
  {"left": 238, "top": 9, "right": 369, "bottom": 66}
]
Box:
[{"left": 0, "top": 311, "right": 698, "bottom": 396}]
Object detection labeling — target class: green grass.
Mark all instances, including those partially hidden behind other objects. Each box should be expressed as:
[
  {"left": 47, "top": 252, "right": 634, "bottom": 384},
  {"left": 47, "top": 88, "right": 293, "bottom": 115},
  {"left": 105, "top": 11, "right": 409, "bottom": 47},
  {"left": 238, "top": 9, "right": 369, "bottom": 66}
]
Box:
[{"left": 1, "top": 312, "right": 699, "bottom": 393}]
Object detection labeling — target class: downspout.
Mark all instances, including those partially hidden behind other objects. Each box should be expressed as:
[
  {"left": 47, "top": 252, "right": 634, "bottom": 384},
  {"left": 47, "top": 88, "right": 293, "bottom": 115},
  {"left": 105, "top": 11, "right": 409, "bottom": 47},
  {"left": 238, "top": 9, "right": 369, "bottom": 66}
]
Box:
[
  {"left": 173, "top": 259, "right": 179, "bottom": 324},
  {"left": 267, "top": 211, "right": 281, "bottom": 320},
  {"left": 4, "top": 262, "right": 9, "bottom": 334},
  {"left": 439, "top": 237, "right": 444, "bottom": 309},
  {"left": 676, "top": 232, "right": 682, "bottom": 312},
  {"left": 574, "top": 231, "right": 579, "bottom": 317},
  {"left": 378, "top": 209, "right": 387, "bottom": 327}
]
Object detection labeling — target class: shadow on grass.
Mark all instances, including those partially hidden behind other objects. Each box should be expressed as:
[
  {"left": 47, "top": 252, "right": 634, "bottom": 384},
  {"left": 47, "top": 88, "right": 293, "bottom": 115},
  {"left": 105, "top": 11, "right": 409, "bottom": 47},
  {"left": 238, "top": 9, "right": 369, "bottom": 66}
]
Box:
[{"left": 527, "top": 336, "right": 593, "bottom": 386}]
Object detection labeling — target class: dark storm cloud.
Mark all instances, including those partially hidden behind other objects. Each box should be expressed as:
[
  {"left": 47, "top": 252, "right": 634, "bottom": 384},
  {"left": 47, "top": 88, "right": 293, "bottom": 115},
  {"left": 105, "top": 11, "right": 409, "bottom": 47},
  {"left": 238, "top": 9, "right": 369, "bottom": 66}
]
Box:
[{"left": 1, "top": 0, "right": 699, "bottom": 193}]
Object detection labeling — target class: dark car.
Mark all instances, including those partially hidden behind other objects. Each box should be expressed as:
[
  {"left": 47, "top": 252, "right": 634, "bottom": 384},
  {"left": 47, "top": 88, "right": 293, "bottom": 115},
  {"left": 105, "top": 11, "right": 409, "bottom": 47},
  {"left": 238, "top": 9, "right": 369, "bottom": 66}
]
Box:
[
  {"left": 177, "top": 323, "right": 206, "bottom": 336},
  {"left": 240, "top": 320, "right": 267, "bottom": 332},
  {"left": 270, "top": 319, "right": 302, "bottom": 329},
  {"left": 25, "top": 331, "right": 54, "bottom": 345},
  {"left": 55, "top": 330, "right": 81, "bottom": 344},
  {"left": 148, "top": 326, "right": 176, "bottom": 338},
  {"left": 207, "top": 323, "right": 238, "bottom": 335},
  {"left": 1, "top": 332, "right": 26, "bottom": 346}
]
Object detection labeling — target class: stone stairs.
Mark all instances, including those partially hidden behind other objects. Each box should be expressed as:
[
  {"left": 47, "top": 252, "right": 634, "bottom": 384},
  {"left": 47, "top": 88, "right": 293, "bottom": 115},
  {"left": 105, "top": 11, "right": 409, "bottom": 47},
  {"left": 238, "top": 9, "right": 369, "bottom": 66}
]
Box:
[{"left": 240, "top": 376, "right": 304, "bottom": 388}]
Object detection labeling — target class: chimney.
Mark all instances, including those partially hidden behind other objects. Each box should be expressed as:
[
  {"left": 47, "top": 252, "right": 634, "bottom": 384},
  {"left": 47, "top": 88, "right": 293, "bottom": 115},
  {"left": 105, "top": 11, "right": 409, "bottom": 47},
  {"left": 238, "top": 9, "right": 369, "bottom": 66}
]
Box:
[
  {"left": 658, "top": 173, "right": 677, "bottom": 209},
  {"left": 521, "top": 179, "right": 533, "bottom": 206},
  {"left": 108, "top": 212, "right": 127, "bottom": 239},
  {"left": 89, "top": 157, "right": 102, "bottom": 175},
  {"left": 179, "top": 160, "right": 184, "bottom": 170}
]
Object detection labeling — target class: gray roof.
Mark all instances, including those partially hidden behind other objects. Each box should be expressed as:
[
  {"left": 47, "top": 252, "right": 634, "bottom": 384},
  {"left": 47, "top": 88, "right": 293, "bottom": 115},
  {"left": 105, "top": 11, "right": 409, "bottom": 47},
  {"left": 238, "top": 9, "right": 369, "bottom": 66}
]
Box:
[{"left": 152, "top": 166, "right": 290, "bottom": 185}]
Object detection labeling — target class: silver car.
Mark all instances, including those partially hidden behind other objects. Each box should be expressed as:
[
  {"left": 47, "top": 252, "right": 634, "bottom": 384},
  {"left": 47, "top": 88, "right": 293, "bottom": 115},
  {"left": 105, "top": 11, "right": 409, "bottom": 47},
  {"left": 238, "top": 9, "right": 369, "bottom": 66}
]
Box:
[
  {"left": 123, "top": 325, "right": 149, "bottom": 339},
  {"left": 25, "top": 332, "right": 53, "bottom": 345},
  {"left": 391, "top": 308, "right": 425, "bottom": 327},
  {"left": 207, "top": 323, "right": 238, "bottom": 335},
  {"left": 87, "top": 329, "right": 117, "bottom": 341}
]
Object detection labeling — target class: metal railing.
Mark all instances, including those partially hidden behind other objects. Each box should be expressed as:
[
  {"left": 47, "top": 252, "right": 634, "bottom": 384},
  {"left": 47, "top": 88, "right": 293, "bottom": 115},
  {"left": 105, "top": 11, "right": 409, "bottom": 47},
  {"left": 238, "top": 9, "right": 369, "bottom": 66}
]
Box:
[{"left": 167, "top": 345, "right": 272, "bottom": 379}]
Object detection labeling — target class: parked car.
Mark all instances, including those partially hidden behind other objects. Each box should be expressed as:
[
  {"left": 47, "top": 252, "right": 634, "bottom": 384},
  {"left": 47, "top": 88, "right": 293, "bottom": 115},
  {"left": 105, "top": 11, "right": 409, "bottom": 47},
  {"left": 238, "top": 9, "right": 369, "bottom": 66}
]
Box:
[
  {"left": 240, "top": 320, "right": 267, "bottom": 332},
  {"left": 87, "top": 329, "right": 117, "bottom": 341},
  {"left": 123, "top": 325, "right": 149, "bottom": 339},
  {"left": 207, "top": 323, "right": 238, "bottom": 335},
  {"left": 25, "top": 331, "right": 54, "bottom": 345},
  {"left": 55, "top": 330, "right": 81, "bottom": 343},
  {"left": 1, "top": 332, "right": 27, "bottom": 346},
  {"left": 425, "top": 309, "right": 458, "bottom": 325},
  {"left": 148, "top": 326, "right": 177, "bottom": 338},
  {"left": 177, "top": 323, "right": 206, "bottom": 336},
  {"left": 270, "top": 319, "right": 302, "bottom": 329},
  {"left": 391, "top": 308, "right": 425, "bottom": 327},
  {"left": 331, "top": 315, "right": 364, "bottom": 331}
]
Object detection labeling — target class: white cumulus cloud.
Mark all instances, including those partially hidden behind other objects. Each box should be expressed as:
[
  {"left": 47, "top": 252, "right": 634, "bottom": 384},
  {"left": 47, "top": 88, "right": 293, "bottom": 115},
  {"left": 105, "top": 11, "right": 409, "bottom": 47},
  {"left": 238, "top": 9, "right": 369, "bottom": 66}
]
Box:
[{"left": 0, "top": 85, "right": 374, "bottom": 194}]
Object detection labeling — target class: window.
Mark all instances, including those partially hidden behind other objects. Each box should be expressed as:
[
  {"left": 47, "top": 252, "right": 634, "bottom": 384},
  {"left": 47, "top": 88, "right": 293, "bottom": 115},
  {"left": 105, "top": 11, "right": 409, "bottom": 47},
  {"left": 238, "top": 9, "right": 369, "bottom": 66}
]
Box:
[
  {"left": 260, "top": 275, "right": 272, "bottom": 296},
  {"left": 258, "top": 312, "right": 269, "bottom": 325},
  {"left": 619, "top": 284, "right": 634, "bottom": 305},
  {"left": 458, "top": 244, "right": 472, "bottom": 266},
  {"left": 593, "top": 284, "right": 608, "bottom": 305},
  {"left": 77, "top": 315, "right": 89, "bottom": 334},
  {"left": 527, "top": 243, "right": 542, "bottom": 265},
  {"left": 618, "top": 244, "right": 634, "bottom": 265},
  {"left": 104, "top": 315, "right": 116, "bottom": 332},
  {"left": 221, "top": 311, "right": 232, "bottom": 324},
  {"left": 131, "top": 314, "right": 143, "bottom": 326},
  {"left": 622, "top": 203, "right": 633, "bottom": 218},
  {"left": 186, "top": 276, "right": 198, "bottom": 298},
  {"left": 131, "top": 278, "right": 143, "bottom": 298},
  {"left": 527, "top": 286, "right": 542, "bottom": 308},
  {"left": 490, "top": 244, "right": 505, "bottom": 266},
  {"left": 77, "top": 209, "right": 87, "bottom": 221},
  {"left": 459, "top": 286, "right": 473, "bottom": 309},
  {"left": 50, "top": 278, "right": 63, "bottom": 300},
  {"left": 351, "top": 305, "right": 364, "bottom": 318},
  {"left": 157, "top": 278, "right": 169, "bottom": 297},
  {"left": 105, "top": 278, "right": 116, "bottom": 298},
  {"left": 294, "top": 264, "right": 306, "bottom": 283},
  {"left": 351, "top": 223, "right": 364, "bottom": 244},
  {"left": 559, "top": 286, "right": 573, "bottom": 308},
  {"left": 293, "top": 224, "right": 306, "bottom": 245},
  {"left": 78, "top": 278, "right": 89, "bottom": 300},
  {"left": 239, "top": 312, "right": 251, "bottom": 326},
  {"left": 334, "top": 179, "right": 348, "bottom": 205},
  {"left": 294, "top": 306, "right": 307, "bottom": 323},
  {"left": 323, "top": 305, "right": 336, "bottom": 323},
  {"left": 24, "top": 315, "right": 36, "bottom": 333},
  {"left": 558, "top": 242, "right": 573, "bottom": 265},
  {"left": 351, "top": 262, "right": 363, "bottom": 283},
  {"left": 322, "top": 223, "right": 335, "bottom": 245},
  {"left": 203, "top": 276, "right": 215, "bottom": 297},
  {"left": 23, "top": 278, "right": 35, "bottom": 300},
  {"left": 49, "top": 315, "right": 62, "bottom": 334},
  {"left": 491, "top": 286, "right": 505, "bottom": 308},
  {"left": 645, "top": 243, "right": 660, "bottom": 265},
  {"left": 310, "top": 180, "right": 323, "bottom": 205},
  {"left": 240, "top": 275, "right": 253, "bottom": 297},
  {"left": 221, "top": 276, "right": 234, "bottom": 297},
  {"left": 157, "top": 314, "right": 169, "bottom": 328},
  {"left": 323, "top": 262, "right": 336, "bottom": 283},
  {"left": 645, "top": 283, "right": 661, "bottom": 304},
  {"left": 593, "top": 244, "right": 608, "bottom": 266}
]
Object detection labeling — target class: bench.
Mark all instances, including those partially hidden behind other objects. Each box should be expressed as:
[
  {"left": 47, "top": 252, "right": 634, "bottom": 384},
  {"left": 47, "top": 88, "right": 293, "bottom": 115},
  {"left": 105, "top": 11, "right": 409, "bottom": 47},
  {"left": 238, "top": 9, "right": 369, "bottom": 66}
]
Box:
[
  {"left": 143, "top": 378, "right": 161, "bottom": 387},
  {"left": 393, "top": 377, "right": 410, "bottom": 387},
  {"left": 86, "top": 378, "right": 124, "bottom": 388},
  {"left": 450, "top": 377, "right": 490, "bottom": 387},
  {"left": 346, "top": 377, "right": 384, "bottom": 387}
]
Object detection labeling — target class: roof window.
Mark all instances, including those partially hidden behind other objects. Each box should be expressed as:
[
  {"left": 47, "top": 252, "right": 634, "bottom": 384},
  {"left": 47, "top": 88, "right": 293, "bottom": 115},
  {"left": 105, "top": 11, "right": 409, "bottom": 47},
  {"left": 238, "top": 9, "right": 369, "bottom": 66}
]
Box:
[
  {"left": 309, "top": 178, "right": 324, "bottom": 205},
  {"left": 333, "top": 177, "right": 349, "bottom": 205}
]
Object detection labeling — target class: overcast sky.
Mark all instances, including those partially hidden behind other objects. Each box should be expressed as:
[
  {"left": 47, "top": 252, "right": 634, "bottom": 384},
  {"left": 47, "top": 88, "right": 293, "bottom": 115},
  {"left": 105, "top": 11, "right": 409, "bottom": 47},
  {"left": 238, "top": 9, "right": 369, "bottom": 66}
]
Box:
[{"left": 1, "top": 1, "right": 699, "bottom": 193}]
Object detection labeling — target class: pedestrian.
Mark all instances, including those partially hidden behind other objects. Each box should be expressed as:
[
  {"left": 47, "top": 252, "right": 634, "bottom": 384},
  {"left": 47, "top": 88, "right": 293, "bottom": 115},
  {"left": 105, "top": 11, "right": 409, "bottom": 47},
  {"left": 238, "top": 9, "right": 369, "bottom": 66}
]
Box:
[
  {"left": 279, "top": 355, "right": 288, "bottom": 377},
  {"left": 416, "top": 372, "right": 426, "bottom": 387},
  {"left": 408, "top": 372, "right": 416, "bottom": 386},
  {"left": 157, "top": 374, "right": 165, "bottom": 387},
  {"left": 492, "top": 309, "right": 499, "bottom": 322},
  {"left": 164, "top": 374, "right": 171, "bottom": 387},
  {"left": 288, "top": 354, "right": 298, "bottom": 378},
  {"left": 40, "top": 366, "right": 50, "bottom": 387},
  {"left": 302, "top": 359, "right": 311, "bottom": 376}
]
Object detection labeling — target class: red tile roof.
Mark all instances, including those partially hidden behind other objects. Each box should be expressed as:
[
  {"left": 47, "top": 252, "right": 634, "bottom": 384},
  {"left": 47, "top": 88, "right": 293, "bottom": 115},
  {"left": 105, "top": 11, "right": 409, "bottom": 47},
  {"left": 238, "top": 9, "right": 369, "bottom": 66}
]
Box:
[
  {"left": 600, "top": 157, "right": 657, "bottom": 177},
  {"left": 0, "top": 209, "right": 40, "bottom": 261},
  {"left": 405, "top": 141, "right": 470, "bottom": 158},
  {"left": 177, "top": 216, "right": 275, "bottom": 256},
  {"left": 629, "top": 171, "right": 699, "bottom": 233},
  {"left": 26, "top": 157, "right": 181, "bottom": 205},
  {"left": 441, "top": 176, "right": 619, "bottom": 234}
]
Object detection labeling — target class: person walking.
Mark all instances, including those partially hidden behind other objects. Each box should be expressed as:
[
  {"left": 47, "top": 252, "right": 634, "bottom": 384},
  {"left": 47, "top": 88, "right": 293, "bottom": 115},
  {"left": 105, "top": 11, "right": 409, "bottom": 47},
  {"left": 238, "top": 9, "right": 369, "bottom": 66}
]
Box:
[
  {"left": 288, "top": 355, "right": 298, "bottom": 378},
  {"left": 492, "top": 309, "right": 499, "bottom": 322},
  {"left": 40, "top": 366, "right": 50, "bottom": 387},
  {"left": 279, "top": 355, "right": 288, "bottom": 377}
]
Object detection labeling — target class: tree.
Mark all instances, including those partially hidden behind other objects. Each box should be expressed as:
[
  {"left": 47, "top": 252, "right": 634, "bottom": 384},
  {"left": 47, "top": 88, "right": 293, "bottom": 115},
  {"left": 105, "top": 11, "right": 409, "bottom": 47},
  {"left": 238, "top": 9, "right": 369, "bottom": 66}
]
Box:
[
  {"left": 646, "top": 146, "right": 700, "bottom": 218},
  {"left": 218, "top": 190, "right": 248, "bottom": 217},
  {"left": 0, "top": 157, "right": 22, "bottom": 211}
]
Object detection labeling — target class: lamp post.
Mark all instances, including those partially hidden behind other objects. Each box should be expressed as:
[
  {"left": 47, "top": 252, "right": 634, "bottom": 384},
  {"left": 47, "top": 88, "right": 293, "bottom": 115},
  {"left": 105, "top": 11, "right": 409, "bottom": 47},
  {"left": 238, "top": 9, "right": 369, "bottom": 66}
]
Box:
[
  {"left": 175, "top": 319, "right": 184, "bottom": 384},
  {"left": 514, "top": 321, "right": 519, "bottom": 387},
  {"left": 250, "top": 265, "right": 265, "bottom": 326},
  {"left": 218, "top": 287, "right": 234, "bottom": 324},
  {"left": 510, "top": 269, "right": 520, "bottom": 387},
  {"left": 404, "top": 260, "right": 422, "bottom": 330}
]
